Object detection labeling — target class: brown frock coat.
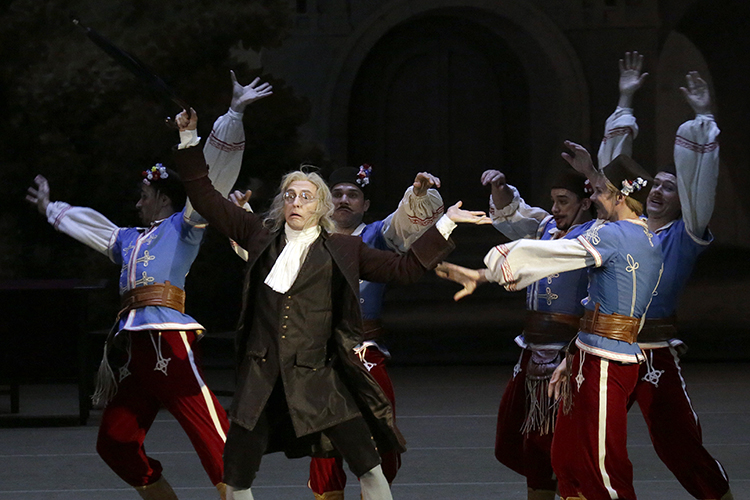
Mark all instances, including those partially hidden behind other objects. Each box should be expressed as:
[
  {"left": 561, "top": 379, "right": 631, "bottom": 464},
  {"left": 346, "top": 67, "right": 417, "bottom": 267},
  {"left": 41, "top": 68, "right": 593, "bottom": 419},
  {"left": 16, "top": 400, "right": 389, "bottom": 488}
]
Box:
[{"left": 173, "top": 145, "right": 455, "bottom": 457}]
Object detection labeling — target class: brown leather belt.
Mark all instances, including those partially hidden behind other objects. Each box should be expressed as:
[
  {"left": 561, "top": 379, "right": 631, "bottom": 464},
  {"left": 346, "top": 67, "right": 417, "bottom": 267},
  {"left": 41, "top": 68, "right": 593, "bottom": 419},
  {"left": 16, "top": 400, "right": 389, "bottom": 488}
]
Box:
[
  {"left": 523, "top": 310, "right": 581, "bottom": 344},
  {"left": 362, "top": 319, "right": 384, "bottom": 341},
  {"left": 637, "top": 316, "right": 677, "bottom": 343},
  {"left": 579, "top": 305, "right": 640, "bottom": 344},
  {"left": 118, "top": 281, "right": 186, "bottom": 317}
]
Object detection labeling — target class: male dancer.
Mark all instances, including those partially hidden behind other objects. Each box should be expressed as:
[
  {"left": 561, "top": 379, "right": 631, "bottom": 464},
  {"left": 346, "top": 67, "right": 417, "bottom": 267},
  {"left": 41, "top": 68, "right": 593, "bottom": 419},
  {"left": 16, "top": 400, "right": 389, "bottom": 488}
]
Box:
[
  {"left": 25, "top": 74, "right": 271, "bottom": 500},
  {"left": 437, "top": 148, "right": 663, "bottom": 500},
  {"left": 308, "top": 166, "right": 444, "bottom": 499},
  {"left": 171, "top": 108, "right": 489, "bottom": 500},
  {"left": 483, "top": 165, "right": 591, "bottom": 500},
  {"left": 600, "top": 59, "right": 732, "bottom": 499}
]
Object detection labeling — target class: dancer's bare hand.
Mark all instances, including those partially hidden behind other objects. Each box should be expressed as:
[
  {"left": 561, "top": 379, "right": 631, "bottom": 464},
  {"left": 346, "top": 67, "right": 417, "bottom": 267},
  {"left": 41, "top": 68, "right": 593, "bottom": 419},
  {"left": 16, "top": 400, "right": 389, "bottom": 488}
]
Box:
[
  {"left": 230, "top": 71, "right": 273, "bottom": 113},
  {"left": 229, "top": 189, "right": 253, "bottom": 210},
  {"left": 619, "top": 51, "right": 648, "bottom": 96},
  {"left": 176, "top": 108, "right": 198, "bottom": 131},
  {"left": 681, "top": 71, "right": 712, "bottom": 115},
  {"left": 548, "top": 357, "right": 569, "bottom": 400},
  {"left": 561, "top": 141, "right": 596, "bottom": 177},
  {"left": 413, "top": 172, "right": 441, "bottom": 196},
  {"left": 435, "top": 261, "right": 487, "bottom": 301},
  {"left": 26, "top": 174, "right": 51, "bottom": 215},
  {"left": 446, "top": 201, "right": 492, "bottom": 225},
  {"left": 480, "top": 169, "right": 507, "bottom": 188}
]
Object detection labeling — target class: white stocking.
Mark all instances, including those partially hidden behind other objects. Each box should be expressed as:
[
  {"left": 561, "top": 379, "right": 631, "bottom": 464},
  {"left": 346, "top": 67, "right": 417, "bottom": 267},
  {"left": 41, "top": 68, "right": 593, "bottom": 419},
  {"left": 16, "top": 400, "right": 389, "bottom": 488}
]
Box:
[
  {"left": 226, "top": 485, "right": 254, "bottom": 500},
  {"left": 359, "top": 464, "right": 393, "bottom": 500}
]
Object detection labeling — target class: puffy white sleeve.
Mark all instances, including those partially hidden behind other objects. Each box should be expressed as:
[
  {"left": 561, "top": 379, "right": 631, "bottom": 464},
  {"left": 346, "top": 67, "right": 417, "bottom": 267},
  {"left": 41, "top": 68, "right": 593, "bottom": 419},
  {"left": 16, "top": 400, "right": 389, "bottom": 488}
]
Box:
[
  {"left": 46, "top": 201, "right": 120, "bottom": 262},
  {"left": 674, "top": 114, "right": 720, "bottom": 239},
  {"left": 597, "top": 107, "right": 638, "bottom": 168},
  {"left": 489, "top": 185, "right": 550, "bottom": 240},
  {"left": 483, "top": 237, "right": 595, "bottom": 291},
  {"left": 184, "top": 108, "right": 246, "bottom": 224},
  {"left": 381, "top": 186, "right": 445, "bottom": 252}
]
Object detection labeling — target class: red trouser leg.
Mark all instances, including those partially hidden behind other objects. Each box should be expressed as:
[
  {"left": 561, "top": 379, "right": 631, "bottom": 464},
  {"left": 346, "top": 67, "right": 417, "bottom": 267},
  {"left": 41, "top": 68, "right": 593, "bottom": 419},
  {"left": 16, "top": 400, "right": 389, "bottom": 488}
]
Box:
[
  {"left": 495, "top": 349, "right": 557, "bottom": 491},
  {"left": 630, "top": 347, "right": 730, "bottom": 499},
  {"left": 309, "top": 346, "right": 400, "bottom": 494},
  {"left": 551, "top": 352, "right": 639, "bottom": 500},
  {"left": 97, "top": 364, "right": 162, "bottom": 487},
  {"left": 97, "top": 331, "right": 229, "bottom": 487}
]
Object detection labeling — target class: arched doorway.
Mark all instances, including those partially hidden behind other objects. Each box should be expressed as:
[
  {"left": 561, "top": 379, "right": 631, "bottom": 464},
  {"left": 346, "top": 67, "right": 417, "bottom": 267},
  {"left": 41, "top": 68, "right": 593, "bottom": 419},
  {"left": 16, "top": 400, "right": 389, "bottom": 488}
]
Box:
[{"left": 347, "top": 15, "right": 529, "bottom": 216}]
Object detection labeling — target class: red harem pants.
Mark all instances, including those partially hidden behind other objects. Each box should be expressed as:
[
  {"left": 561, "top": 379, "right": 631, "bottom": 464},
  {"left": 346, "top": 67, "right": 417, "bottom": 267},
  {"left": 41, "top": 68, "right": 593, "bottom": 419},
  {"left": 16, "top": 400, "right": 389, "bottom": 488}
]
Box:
[
  {"left": 629, "top": 347, "right": 730, "bottom": 499},
  {"left": 309, "top": 347, "right": 401, "bottom": 494},
  {"left": 495, "top": 348, "right": 557, "bottom": 491},
  {"left": 96, "top": 330, "right": 229, "bottom": 487},
  {"left": 551, "top": 351, "right": 639, "bottom": 500}
]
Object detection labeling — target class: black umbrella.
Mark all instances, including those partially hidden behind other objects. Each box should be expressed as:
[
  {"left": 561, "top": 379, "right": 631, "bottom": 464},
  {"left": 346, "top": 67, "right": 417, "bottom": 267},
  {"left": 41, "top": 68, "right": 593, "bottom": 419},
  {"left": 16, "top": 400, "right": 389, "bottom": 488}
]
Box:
[{"left": 72, "top": 18, "right": 191, "bottom": 120}]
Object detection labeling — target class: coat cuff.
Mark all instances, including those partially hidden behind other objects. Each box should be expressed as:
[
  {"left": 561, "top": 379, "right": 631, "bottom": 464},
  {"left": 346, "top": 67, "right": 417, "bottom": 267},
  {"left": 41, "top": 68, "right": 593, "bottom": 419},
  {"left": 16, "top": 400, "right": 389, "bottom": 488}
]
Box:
[
  {"left": 408, "top": 225, "right": 455, "bottom": 269},
  {"left": 172, "top": 144, "right": 209, "bottom": 182}
]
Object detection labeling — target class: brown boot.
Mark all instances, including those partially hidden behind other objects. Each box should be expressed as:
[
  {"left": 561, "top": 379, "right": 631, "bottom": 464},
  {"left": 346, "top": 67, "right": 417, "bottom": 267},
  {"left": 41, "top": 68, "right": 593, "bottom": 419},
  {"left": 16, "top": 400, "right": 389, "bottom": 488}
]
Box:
[
  {"left": 313, "top": 491, "right": 345, "bottom": 500},
  {"left": 216, "top": 482, "right": 227, "bottom": 500},
  {"left": 527, "top": 488, "right": 557, "bottom": 500},
  {"left": 134, "top": 476, "right": 179, "bottom": 500}
]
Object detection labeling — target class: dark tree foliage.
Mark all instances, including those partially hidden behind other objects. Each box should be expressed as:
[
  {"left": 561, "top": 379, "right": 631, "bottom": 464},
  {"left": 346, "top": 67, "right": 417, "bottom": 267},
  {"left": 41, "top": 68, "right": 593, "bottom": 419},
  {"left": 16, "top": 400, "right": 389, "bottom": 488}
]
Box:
[{"left": 0, "top": 0, "right": 322, "bottom": 330}]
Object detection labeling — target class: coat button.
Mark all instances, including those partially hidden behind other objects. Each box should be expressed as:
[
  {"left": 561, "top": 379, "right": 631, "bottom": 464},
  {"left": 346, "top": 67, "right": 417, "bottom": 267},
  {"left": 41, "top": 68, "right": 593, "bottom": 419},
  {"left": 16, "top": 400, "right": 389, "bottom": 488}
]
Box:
[
  {"left": 282, "top": 325, "right": 287, "bottom": 329},
  {"left": 360, "top": 298, "right": 365, "bottom": 304},
  {"left": 281, "top": 335, "right": 286, "bottom": 339},
  {"left": 284, "top": 315, "right": 289, "bottom": 319},
  {"left": 285, "top": 305, "right": 290, "bottom": 310}
]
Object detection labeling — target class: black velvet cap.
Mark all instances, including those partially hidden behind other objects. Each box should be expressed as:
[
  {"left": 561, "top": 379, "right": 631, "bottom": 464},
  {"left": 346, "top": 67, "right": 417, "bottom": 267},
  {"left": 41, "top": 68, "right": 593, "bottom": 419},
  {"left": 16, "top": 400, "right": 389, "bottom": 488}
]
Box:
[
  {"left": 550, "top": 168, "right": 590, "bottom": 200},
  {"left": 328, "top": 165, "right": 372, "bottom": 194},
  {"left": 601, "top": 154, "right": 653, "bottom": 205}
]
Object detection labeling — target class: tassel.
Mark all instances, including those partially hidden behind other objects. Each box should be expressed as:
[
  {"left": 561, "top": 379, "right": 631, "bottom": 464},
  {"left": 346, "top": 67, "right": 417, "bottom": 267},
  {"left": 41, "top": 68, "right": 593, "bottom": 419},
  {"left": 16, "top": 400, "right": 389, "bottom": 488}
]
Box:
[
  {"left": 91, "top": 340, "right": 118, "bottom": 408},
  {"left": 521, "top": 349, "right": 563, "bottom": 435},
  {"left": 559, "top": 350, "right": 574, "bottom": 416}
]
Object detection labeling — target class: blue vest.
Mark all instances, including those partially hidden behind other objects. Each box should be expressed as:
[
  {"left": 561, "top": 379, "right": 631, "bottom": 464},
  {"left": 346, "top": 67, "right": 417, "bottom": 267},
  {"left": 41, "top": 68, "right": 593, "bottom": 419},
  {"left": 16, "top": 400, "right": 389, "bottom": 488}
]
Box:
[
  {"left": 648, "top": 218, "right": 711, "bottom": 318},
  {"left": 357, "top": 220, "right": 390, "bottom": 320},
  {"left": 112, "top": 208, "right": 206, "bottom": 332},
  {"left": 576, "top": 219, "right": 664, "bottom": 362}
]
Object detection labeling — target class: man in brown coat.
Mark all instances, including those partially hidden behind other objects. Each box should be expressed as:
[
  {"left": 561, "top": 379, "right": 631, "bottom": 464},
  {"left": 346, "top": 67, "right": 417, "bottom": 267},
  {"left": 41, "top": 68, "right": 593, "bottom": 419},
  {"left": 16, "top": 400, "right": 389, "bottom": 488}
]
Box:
[{"left": 172, "top": 109, "right": 490, "bottom": 500}]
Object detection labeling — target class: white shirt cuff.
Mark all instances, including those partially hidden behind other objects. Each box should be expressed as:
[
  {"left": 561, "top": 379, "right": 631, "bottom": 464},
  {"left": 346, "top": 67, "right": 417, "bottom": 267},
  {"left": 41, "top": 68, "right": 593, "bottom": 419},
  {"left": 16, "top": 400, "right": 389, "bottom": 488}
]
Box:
[
  {"left": 178, "top": 129, "right": 200, "bottom": 149},
  {"left": 435, "top": 214, "right": 457, "bottom": 239}
]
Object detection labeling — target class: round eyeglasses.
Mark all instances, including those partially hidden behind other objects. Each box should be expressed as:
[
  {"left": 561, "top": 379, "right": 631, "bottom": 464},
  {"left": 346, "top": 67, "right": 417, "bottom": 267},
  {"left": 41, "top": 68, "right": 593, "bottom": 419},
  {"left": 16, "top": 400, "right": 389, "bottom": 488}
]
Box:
[{"left": 283, "top": 190, "right": 316, "bottom": 204}]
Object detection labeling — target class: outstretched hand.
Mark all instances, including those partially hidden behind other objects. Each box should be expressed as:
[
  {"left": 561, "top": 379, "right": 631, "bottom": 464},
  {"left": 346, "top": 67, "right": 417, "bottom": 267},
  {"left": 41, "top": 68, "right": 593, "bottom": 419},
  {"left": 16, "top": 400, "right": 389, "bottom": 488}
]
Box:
[
  {"left": 561, "top": 141, "right": 596, "bottom": 177},
  {"left": 435, "top": 261, "right": 486, "bottom": 301},
  {"left": 230, "top": 71, "right": 273, "bottom": 113},
  {"left": 413, "top": 172, "right": 441, "bottom": 196},
  {"left": 446, "top": 201, "right": 492, "bottom": 225},
  {"left": 480, "top": 169, "right": 506, "bottom": 188},
  {"left": 619, "top": 51, "right": 648, "bottom": 97},
  {"left": 680, "top": 71, "right": 712, "bottom": 115},
  {"left": 176, "top": 108, "right": 198, "bottom": 132},
  {"left": 547, "top": 356, "right": 569, "bottom": 400},
  {"left": 229, "top": 189, "right": 253, "bottom": 210},
  {"left": 26, "top": 174, "right": 51, "bottom": 215}
]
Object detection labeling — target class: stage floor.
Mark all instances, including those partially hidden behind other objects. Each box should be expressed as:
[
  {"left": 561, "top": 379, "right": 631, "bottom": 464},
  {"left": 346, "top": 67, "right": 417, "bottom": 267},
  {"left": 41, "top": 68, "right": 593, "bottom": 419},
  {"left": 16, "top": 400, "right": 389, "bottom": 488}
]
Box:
[{"left": 1, "top": 362, "right": 747, "bottom": 499}]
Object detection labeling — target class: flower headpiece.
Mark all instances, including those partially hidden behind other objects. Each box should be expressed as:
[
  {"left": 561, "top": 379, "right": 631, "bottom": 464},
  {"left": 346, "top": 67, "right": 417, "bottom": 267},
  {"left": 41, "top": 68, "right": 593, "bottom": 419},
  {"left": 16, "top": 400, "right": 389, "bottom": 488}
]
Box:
[
  {"left": 620, "top": 177, "right": 648, "bottom": 197},
  {"left": 583, "top": 179, "right": 594, "bottom": 196},
  {"left": 356, "top": 164, "right": 372, "bottom": 187},
  {"left": 142, "top": 163, "right": 169, "bottom": 186}
]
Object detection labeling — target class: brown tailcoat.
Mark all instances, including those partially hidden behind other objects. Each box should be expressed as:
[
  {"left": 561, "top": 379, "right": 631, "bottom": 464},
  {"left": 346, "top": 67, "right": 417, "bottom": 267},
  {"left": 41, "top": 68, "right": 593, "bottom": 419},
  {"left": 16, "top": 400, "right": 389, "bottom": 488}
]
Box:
[{"left": 173, "top": 145, "right": 455, "bottom": 456}]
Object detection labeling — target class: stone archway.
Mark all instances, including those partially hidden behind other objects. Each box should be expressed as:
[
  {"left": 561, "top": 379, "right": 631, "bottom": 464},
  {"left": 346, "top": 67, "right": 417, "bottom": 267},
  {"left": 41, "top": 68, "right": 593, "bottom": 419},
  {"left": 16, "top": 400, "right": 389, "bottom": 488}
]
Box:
[{"left": 323, "top": 0, "right": 589, "bottom": 206}]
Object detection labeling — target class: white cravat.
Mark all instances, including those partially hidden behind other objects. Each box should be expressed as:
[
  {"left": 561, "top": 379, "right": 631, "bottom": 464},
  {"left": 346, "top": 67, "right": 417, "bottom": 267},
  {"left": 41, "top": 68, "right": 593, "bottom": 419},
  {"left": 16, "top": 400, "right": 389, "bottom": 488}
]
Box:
[{"left": 264, "top": 224, "right": 321, "bottom": 293}]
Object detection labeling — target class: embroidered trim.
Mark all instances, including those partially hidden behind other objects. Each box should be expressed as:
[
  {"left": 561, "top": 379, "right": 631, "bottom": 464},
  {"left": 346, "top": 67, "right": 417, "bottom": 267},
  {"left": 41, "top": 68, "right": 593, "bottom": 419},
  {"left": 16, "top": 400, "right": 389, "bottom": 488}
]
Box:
[
  {"left": 577, "top": 235, "right": 602, "bottom": 267},
  {"left": 675, "top": 135, "right": 719, "bottom": 154},
  {"left": 207, "top": 131, "right": 245, "bottom": 152},
  {"left": 602, "top": 126, "right": 634, "bottom": 142},
  {"left": 407, "top": 205, "right": 445, "bottom": 226},
  {"left": 149, "top": 332, "right": 171, "bottom": 376}
]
